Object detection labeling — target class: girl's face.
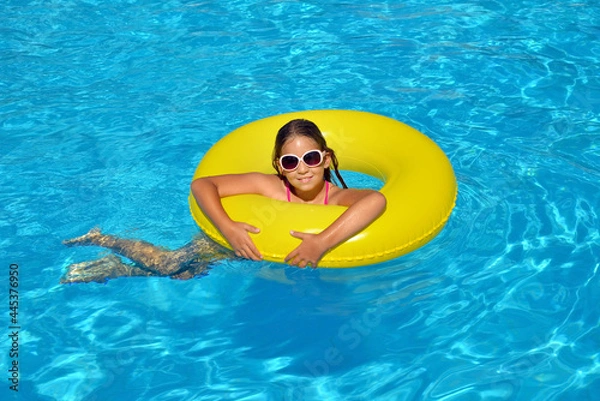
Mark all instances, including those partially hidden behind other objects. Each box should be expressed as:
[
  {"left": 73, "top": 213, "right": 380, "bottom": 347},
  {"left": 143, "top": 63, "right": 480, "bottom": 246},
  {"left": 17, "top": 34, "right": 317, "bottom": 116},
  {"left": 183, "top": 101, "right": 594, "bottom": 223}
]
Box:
[{"left": 279, "top": 135, "right": 331, "bottom": 193}]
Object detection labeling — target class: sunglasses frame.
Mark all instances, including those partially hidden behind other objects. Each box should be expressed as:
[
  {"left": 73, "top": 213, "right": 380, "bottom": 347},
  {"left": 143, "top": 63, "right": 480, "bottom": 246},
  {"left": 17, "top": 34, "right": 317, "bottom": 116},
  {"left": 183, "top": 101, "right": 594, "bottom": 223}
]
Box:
[{"left": 278, "top": 149, "right": 327, "bottom": 172}]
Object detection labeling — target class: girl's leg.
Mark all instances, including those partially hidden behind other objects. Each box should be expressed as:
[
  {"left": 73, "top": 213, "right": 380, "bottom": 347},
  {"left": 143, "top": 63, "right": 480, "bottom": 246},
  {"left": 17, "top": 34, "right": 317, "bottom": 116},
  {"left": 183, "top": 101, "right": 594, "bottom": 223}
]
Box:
[
  {"left": 63, "top": 228, "right": 177, "bottom": 273},
  {"left": 63, "top": 228, "right": 231, "bottom": 276},
  {"left": 168, "top": 236, "right": 234, "bottom": 280},
  {"left": 171, "top": 234, "right": 233, "bottom": 265},
  {"left": 61, "top": 254, "right": 155, "bottom": 284}
]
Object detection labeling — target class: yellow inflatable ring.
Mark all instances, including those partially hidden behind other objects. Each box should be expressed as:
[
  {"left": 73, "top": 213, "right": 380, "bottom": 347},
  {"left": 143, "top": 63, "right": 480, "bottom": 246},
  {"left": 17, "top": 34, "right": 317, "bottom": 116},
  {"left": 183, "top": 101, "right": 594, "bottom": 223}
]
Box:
[{"left": 189, "top": 110, "right": 457, "bottom": 268}]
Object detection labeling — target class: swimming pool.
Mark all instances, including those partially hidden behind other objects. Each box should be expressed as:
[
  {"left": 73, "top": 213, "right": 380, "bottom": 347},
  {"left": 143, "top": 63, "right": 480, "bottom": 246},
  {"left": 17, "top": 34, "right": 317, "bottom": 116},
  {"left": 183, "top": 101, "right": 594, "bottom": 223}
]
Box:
[{"left": 1, "top": 0, "right": 599, "bottom": 399}]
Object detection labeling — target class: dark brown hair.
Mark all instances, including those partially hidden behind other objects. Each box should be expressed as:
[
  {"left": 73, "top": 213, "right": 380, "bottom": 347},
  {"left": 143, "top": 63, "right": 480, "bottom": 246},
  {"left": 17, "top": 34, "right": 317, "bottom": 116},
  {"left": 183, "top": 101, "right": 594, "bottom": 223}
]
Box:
[{"left": 272, "top": 119, "right": 348, "bottom": 188}]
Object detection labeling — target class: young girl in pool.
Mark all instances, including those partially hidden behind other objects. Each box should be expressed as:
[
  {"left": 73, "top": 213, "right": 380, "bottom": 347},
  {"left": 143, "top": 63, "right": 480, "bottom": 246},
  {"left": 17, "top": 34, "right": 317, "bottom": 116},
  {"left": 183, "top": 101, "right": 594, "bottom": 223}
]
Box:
[{"left": 62, "top": 119, "right": 386, "bottom": 283}]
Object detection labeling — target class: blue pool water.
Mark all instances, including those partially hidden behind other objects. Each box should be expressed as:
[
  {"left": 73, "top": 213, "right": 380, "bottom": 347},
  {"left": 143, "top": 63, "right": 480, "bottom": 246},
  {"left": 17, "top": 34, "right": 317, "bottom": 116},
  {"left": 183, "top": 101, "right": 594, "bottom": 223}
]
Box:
[{"left": 1, "top": 0, "right": 599, "bottom": 400}]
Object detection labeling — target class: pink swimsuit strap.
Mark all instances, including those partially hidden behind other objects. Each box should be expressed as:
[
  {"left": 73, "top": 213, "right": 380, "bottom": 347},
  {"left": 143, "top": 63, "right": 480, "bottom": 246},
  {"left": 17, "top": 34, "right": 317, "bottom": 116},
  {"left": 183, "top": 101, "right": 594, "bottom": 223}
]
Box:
[{"left": 286, "top": 180, "right": 330, "bottom": 205}]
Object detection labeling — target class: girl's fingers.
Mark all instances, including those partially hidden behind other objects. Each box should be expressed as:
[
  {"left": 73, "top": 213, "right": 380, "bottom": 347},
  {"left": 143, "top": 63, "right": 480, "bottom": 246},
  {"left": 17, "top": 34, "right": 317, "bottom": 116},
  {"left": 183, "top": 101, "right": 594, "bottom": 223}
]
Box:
[
  {"left": 228, "top": 223, "right": 262, "bottom": 261},
  {"left": 241, "top": 243, "right": 262, "bottom": 261},
  {"left": 248, "top": 246, "right": 263, "bottom": 261},
  {"left": 243, "top": 225, "right": 262, "bottom": 260},
  {"left": 285, "top": 252, "right": 317, "bottom": 269},
  {"left": 245, "top": 224, "right": 260, "bottom": 234},
  {"left": 284, "top": 251, "right": 296, "bottom": 265}
]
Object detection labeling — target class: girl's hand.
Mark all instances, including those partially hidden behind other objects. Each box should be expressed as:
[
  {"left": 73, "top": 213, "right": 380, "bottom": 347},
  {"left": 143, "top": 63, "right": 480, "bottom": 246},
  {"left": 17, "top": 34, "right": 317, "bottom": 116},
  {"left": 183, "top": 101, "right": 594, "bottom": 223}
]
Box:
[
  {"left": 284, "top": 231, "right": 329, "bottom": 269},
  {"left": 222, "top": 222, "right": 262, "bottom": 261}
]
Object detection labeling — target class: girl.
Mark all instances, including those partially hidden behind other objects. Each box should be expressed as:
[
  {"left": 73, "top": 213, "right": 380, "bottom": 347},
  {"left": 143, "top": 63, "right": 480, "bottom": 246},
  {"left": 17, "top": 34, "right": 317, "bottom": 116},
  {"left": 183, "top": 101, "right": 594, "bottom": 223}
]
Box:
[
  {"left": 62, "top": 119, "right": 386, "bottom": 283},
  {"left": 191, "top": 118, "right": 386, "bottom": 268}
]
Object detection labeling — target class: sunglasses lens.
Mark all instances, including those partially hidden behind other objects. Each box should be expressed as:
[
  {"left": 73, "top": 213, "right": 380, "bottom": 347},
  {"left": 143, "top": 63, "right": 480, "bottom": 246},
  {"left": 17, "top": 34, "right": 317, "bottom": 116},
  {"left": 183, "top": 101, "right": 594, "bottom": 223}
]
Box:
[
  {"left": 280, "top": 155, "right": 299, "bottom": 170},
  {"left": 303, "top": 150, "right": 322, "bottom": 166}
]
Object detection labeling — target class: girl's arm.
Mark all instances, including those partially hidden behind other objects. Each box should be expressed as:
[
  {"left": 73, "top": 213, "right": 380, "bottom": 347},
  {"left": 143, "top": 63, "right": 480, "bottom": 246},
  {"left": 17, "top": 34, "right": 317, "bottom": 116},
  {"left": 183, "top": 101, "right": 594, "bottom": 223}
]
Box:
[
  {"left": 191, "top": 173, "right": 278, "bottom": 261},
  {"left": 285, "top": 189, "right": 387, "bottom": 268}
]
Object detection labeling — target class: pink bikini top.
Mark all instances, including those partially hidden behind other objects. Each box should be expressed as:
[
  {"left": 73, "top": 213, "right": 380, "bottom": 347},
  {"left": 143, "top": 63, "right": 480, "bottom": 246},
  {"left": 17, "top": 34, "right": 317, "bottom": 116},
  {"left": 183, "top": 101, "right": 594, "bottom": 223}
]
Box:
[{"left": 286, "top": 180, "right": 330, "bottom": 205}]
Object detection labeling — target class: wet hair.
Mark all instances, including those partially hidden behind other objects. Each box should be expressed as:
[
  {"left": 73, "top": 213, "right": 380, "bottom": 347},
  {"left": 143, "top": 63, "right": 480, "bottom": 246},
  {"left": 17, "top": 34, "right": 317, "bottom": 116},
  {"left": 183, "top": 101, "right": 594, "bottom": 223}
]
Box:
[{"left": 272, "top": 119, "right": 348, "bottom": 188}]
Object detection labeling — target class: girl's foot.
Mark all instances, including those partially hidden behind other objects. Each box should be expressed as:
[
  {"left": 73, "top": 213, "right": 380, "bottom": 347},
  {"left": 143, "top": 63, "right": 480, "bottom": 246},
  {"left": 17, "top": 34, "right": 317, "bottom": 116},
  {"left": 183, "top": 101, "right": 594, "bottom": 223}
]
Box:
[{"left": 63, "top": 228, "right": 102, "bottom": 247}]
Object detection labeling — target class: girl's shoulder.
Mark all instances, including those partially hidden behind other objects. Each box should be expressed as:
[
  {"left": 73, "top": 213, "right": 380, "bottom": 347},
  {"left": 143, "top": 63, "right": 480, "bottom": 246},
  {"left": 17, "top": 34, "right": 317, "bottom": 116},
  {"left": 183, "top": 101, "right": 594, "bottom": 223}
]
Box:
[{"left": 327, "top": 185, "right": 381, "bottom": 207}]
